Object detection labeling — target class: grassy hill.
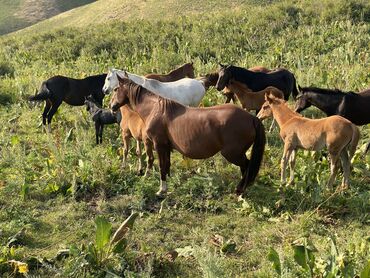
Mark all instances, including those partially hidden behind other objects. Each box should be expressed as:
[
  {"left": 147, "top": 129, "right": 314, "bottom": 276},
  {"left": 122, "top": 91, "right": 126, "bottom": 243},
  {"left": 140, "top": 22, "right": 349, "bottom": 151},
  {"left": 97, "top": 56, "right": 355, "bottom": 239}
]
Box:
[
  {"left": 0, "top": 0, "right": 369, "bottom": 277},
  {"left": 0, "top": 0, "right": 96, "bottom": 35}
]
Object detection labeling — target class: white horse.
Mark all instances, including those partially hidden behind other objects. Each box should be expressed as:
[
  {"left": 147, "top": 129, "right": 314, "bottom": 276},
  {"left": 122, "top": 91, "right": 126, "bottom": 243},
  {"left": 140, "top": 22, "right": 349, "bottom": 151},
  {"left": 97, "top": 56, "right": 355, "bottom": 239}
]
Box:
[{"left": 102, "top": 69, "right": 206, "bottom": 107}]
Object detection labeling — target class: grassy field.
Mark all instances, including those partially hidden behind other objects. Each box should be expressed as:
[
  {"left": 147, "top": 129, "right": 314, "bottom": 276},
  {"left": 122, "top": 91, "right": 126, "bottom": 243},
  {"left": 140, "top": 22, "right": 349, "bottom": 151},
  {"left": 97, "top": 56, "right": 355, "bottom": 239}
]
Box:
[{"left": 0, "top": 0, "right": 369, "bottom": 277}]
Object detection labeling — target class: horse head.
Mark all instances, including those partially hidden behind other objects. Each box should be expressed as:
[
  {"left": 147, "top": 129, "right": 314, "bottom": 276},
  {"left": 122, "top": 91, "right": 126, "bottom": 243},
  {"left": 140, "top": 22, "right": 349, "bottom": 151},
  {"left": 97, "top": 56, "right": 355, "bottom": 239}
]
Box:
[
  {"left": 215, "top": 64, "right": 232, "bottom": 91},
  {"left": 110, "top": 75, "right": 130, "bottom": 112}
]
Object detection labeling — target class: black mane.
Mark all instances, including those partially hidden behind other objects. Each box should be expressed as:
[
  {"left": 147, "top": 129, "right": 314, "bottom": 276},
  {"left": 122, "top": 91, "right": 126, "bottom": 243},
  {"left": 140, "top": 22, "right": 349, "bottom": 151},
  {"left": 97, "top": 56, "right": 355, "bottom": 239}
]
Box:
[{"left": 301, "top": 86, "right": 356, "bottom": 96}]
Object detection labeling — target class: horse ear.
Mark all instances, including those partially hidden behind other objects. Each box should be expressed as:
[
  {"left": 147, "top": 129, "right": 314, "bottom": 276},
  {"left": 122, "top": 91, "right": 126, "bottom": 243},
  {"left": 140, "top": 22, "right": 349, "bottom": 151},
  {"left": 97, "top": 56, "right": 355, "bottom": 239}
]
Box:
[
  {"left": 298, "top": 85, "right": 302, "bottom": 91},
  {"left": 219, "top": 63, "right": 225, "bottom": 68},
  {"left": 117, "top": 74, "right": 125, "bottom": 84},
  {"left": 265, "top": 92, "right": 274, "bottom": 103}
]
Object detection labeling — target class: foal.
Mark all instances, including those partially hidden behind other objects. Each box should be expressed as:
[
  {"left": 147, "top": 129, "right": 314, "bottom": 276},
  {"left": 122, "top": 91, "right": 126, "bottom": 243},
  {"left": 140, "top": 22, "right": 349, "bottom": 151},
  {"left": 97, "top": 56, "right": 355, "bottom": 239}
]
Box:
[
  {"left": 145, "top": 62, "right": 195, "bottom": 81},
  {"left": 110, "top": 76, "right": 266, "bottom": 196},
  {"left": 257, "top": 93, "right": 359, "bottom": 189},
  {"left": 85, "top": 97, "right": 120, "bottom": 145},
  {"left": 118, "top": 105, "right": 154, "bottom": 176}
]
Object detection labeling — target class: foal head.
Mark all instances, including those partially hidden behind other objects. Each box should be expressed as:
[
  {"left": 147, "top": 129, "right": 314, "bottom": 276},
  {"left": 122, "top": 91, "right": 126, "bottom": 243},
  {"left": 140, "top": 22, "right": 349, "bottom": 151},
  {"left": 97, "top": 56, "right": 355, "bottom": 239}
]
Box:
[
  {"left": 294, "top": 87, "right": 312, "bottom": 112},
  {"left": 257, "top": 92, "right": 283, "bottom": 120},
  {"left": 216, "top": 64, "right": 232, "bottom": 91},
  {"left": 109, "top": 76, "right": 130, "bottom": 112}
]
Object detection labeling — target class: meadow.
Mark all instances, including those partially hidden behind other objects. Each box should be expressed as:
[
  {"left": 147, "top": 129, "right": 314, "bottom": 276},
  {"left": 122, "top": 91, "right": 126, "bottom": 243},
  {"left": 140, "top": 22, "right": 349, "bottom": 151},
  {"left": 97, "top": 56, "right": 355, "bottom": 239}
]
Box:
[{"left": 0, "top": 0, "right": 369, "bottom": 277}]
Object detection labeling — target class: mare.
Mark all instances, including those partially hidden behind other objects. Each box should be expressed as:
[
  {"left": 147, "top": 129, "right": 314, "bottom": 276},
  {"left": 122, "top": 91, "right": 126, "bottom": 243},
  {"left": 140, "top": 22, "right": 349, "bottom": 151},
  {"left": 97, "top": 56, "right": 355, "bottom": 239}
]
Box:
[
  {"left": 198, "top": 66, "right": 271, "bottom": 103},
  {"left": 85, "top": 96, "right": 121, "bottom": 145},
  {"left": 295, "top": 86, "right": 370, "bottom": 126},
  {"left": 117, "top": 104, "right": 154, "bottom": 176},
  {"left": 29, "top": 74, "right": 107, "bottom": 131},
  {"left": 145, "top": 62, "right": 195, "bottom": 81},
  {"left": 110, "top": 76, "right": 266, "bottom": 196},
  {"left": 257, "top": 93, "right": 360, "bottom": 189},
  {"left": 216, "top": 64, "right": 299, "bottom": 101},
  {"left": 102, "top": 69, "right": 205, "bottom": 107}
]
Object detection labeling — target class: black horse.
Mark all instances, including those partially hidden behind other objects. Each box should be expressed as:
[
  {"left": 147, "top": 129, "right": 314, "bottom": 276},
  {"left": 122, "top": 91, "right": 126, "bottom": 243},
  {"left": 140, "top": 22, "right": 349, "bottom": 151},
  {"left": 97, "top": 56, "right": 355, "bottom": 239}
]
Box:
[
  {"left": 215, "top": 64, "right": 299, "bottom": 100},
  {"left": 295, "top": 86, "right": 370, "bottom": 126},
  {"left": 85, "top": 96, "right": 121, "bottom": 145},
  {"left": 29, "top": 74, "right": 107, "bottom": 131}
]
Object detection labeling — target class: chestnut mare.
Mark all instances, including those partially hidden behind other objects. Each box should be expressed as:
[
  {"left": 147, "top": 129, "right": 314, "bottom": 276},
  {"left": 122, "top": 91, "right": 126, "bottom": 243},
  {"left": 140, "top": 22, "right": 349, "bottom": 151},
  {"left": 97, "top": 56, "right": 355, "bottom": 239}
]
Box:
[
  {"left": 111, "top": 76, "right": 266, "bottom": 196},
  {"left": 257, "top": 93, "right": 360, "bottom": 190},
  {"left": 216, "top": 64, "right": 299, "bottom": 101},
  {"left": 145, "top": 62, "right": 195, "bottom": 81},
  {"left": 118, "top": 105, "right": 154, "bottom": 176},
  {"left": 199, "top": 66, "right": 271, "bottom": 103}
]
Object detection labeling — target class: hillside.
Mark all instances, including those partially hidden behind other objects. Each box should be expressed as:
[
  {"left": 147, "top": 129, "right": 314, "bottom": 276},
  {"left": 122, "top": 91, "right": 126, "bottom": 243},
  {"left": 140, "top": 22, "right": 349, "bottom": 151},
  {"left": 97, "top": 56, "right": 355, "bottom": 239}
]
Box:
[{"left": 0, "top": 0, "right": 96, "bottom": 35}]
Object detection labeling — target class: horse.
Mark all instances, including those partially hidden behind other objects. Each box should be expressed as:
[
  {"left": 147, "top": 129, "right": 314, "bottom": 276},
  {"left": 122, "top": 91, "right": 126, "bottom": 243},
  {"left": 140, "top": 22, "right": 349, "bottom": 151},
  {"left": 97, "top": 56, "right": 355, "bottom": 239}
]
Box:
[
  {"left": 295, "top": 86, "right": 370, "bottom": 126},
  {"left": 110, "top": 76, "right": 266, "bottom": 196},
  {"left": 29, "top": 74, "right": 107, "bottom": 132},
  {"left": 198, "top": 66, "right": 271, "bottom": 103},
  {"left": 215, "top": 64, "right": 299, "bottom": 101},
  {"left": 144, "top": 62, "right": 195, "bottom": 81},
  {"left": 117, "top": 104, "right": 154, "bottom": 176},
  {"left": 102, "top": 69, "right": 206, "bottom": 107},
  {"left": 85, "top": 96, "right": 121, "bottom": 145},
  {"left": 257, "top": 92, "right": 360, "bottom": 189}
]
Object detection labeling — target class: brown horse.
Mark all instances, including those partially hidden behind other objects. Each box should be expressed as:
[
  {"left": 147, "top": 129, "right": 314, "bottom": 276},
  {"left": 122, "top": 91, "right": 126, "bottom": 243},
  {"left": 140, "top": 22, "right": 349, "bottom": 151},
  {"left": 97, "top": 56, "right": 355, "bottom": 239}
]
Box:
[
  {"left": 145, "top": 62, "right": 195, "bottom": 82},
  {"left": 257, "top": 93, "right": 360, "bottom": 189},
  {"left": 110, "top": 76, "right": 266, "bottom": 196},
  {"left": 118, "top": 105, "right": 154, "bottom": 176},
  {"left": 198, "top": 66, "right": 271, "bottom": 103},
  {"left": 226, "top": 84, "right": 284, "bottom": 113}
]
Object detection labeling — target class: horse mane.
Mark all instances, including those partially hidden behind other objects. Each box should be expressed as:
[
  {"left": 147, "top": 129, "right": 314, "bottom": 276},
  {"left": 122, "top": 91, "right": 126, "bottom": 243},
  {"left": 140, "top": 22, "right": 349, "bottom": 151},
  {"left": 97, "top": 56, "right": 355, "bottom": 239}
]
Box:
[
  {"left": 167, "top": 63, "right": 191, "bottom": 75},
  {"left": 301, "top": 86, "right": 356, "bottom": 96}
]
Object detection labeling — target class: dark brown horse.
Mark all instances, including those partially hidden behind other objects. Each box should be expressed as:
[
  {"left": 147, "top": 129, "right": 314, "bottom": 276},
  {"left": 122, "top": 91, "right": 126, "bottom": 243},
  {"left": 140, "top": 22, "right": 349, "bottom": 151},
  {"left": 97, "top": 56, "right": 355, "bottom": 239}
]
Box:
[
  {"left": 216, "top": 64, "right": 299, "bottom": 100},
  {"left": 295, "top": 86, "right": 370, "bottom": 126},
  {"left": 145, "top": 62, "right": 195, "bottom": 82},
  {"left": 110, "top": 76, "right": 266, "bottom": 196},
  {"left": 29, "top": 74, "right": 107, "bottom": 131}
]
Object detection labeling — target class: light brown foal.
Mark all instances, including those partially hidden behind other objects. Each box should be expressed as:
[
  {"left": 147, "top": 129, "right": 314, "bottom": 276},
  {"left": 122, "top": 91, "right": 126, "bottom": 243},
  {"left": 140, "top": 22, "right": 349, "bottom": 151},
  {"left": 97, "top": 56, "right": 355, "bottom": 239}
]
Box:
[
  {"left": 119, "top": 105, "right": 154, "bottom": 175},
  {"left": 145, "top": 62, "right": 195, "bottom": 82},
  {"left": 257, "top": 93, "right": 360, "bottom": 189},
  {"left": 111, "top": 76, "right": 266, "bottom": 196}
]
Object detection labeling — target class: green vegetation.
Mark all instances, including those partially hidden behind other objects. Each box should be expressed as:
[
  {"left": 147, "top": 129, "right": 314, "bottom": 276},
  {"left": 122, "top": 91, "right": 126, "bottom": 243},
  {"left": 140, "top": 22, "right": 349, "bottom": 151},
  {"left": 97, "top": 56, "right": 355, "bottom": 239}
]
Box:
[{"left": 0, "top": 0, "right": 369, "bottom": 276}]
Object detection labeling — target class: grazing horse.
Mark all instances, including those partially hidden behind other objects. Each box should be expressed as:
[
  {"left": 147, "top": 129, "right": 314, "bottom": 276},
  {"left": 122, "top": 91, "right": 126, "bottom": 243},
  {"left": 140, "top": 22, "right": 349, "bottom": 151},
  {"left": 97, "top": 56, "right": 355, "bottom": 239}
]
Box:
[
  {"left": 117, "top": 104, "right": 154, "bottom": 176},
  {"left": 110, "top": 76, "right": 266, "bottom": 196},
  {"left": 145, "top": 62, "right": 195, "bottom": 81},
  {"left": 102, "top": 69, "right": 206, "bottom": 107},
  {"left": 216, "top": 64, "right": 299, "bottom": 101},
  {"left": 85, "top": 96, "right": 121, "bottom": 145},
  {"left": 198, "top": 66, "right": 271, "bottom": 103},
  {"left": 29, "top": 74, "right": 107, "bottom": 131},
  {"left": 257, "top": 93, "right": 360, "bottom": 189},
  {"left": 295, "top": 86, "right": 370, "bottom": 126}
]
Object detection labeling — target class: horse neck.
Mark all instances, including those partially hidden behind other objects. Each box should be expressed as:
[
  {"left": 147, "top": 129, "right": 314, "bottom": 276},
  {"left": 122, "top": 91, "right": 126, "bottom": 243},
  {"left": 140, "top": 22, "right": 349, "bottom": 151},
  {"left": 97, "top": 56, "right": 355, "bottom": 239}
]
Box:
[
  {"left": 306, "top": 92, "right": 343, "bottom": 115},
  {"left": 168, "top": 66, "right": 185, "bottom": 78},
  {"left": 231, "top": 67, "right": 253, "bottom": 83},
  {"left": 271, "top": 102, "right": 299, "bottom": 127},
  {"left": 128, "top": 86, "right": 157, "bottom": 121},
  {"left": 88, "top": 103, "right": 100, "bottom": 114}
]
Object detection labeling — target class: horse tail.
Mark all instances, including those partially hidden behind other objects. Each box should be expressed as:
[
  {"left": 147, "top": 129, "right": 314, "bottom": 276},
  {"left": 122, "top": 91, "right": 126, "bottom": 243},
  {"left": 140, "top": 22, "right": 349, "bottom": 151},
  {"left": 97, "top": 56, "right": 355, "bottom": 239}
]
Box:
[
  {"left": 291, "top": 74, "right": 299, "bottom": 101},
  {"left": 243, "top": 116, "right": 266, "bottom": 191},
  {"left": 29, "top": 82, "right": 51, "bottom": 101},
  {"left": 348, "top": 124, "right": 360, "bottom": 159}
]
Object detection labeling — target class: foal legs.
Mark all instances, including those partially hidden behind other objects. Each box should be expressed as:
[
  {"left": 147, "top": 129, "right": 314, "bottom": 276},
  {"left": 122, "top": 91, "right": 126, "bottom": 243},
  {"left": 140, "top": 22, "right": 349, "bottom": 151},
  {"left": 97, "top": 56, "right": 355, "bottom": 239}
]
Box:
[
  {"left": 281, "top": 144, "right": 294, "bottom": 185},
  {"left": 94, "top": 122, "right": 100, "bottom": 145},
  {"left": 99, "top": 124, "right": 104, "bottom": 144},
  {"left": 122, "top": 134, "right": 131, "bottom": 168},
  {"left": 340, "top": 150, "right": 350, "bottom": 190},
  {"left": 327, "top": 151, "right": 340, "bottom": 190},
  {"left": 288, "top": 149, "right": 296, "bottom": 185}
]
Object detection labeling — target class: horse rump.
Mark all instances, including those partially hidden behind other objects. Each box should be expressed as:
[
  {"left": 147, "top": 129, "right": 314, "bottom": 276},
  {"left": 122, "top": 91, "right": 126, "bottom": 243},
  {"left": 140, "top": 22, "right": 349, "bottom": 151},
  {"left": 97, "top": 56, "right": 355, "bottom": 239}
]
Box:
[{"left": 29, "top": 82, "right": 50, "bottom": 101}]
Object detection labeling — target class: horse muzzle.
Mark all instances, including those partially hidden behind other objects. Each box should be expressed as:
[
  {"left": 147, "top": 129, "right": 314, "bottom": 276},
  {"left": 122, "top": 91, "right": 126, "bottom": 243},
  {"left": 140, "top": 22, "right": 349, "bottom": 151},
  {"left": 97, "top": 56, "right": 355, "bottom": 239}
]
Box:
[{"left": 110, "top": 103, "right": 120, "bottom": 112}]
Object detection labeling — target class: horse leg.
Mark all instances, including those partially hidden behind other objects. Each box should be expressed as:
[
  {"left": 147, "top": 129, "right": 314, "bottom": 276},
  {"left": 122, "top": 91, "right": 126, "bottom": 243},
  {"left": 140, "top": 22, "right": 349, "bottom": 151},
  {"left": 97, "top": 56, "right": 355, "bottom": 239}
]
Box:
[
  {"left": 221, "top": 149, "right": 249, "bottom": 194},
  {"left": 339, "top": 150, "right": 350, "bottom": 190},
  {"left": 136, "top": 140, "right": 144, "bottom": 175},
  {"left": 99, "top": 124, "right": 104, "bottom": 144},
  {"left": 281, "top": 143, "right": 293, "bottom": 185},
  {"left": 122, "top": 134, "right": 130, "bottom": 168},
  {"left": 155, "top": 144, "right": 171, "bottom": 196},
  {"left": 46, "top": 100, "right": 62, "bottom": 132},
  {"left": 327, "top": 151, "right": 340, "bottom": 190},
  {"left": 144, "top": 138, "right": 154, "bottom": 177},
  {"left": 42, "top": 100, "right": 52, "bottom": 129},
  {"left": 94, "top": 122, "right": 100, "bottom": 145},
  {"left": 268, "top": 119, "right": 276, "bottom": 132},
  {"left": 288, "top": 149, "right": 296, "bottom": 185}
]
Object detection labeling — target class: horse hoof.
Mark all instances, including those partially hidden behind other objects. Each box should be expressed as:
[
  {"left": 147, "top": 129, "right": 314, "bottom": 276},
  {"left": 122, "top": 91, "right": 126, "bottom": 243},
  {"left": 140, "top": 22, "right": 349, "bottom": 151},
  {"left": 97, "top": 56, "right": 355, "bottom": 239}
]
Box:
[
  {"left": 156, "top": 190, "right": 167, "bottom": 197},
  {"left": 138, "top": 169, "right": 144, "bottom": 176}
]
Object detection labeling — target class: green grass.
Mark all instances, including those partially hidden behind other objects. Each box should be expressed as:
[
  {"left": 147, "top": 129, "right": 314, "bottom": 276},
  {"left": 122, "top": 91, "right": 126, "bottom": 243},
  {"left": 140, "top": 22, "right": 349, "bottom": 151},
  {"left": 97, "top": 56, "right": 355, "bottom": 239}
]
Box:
[{"left": 0, "top": 0, "right": 369, "bottom": 276}]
